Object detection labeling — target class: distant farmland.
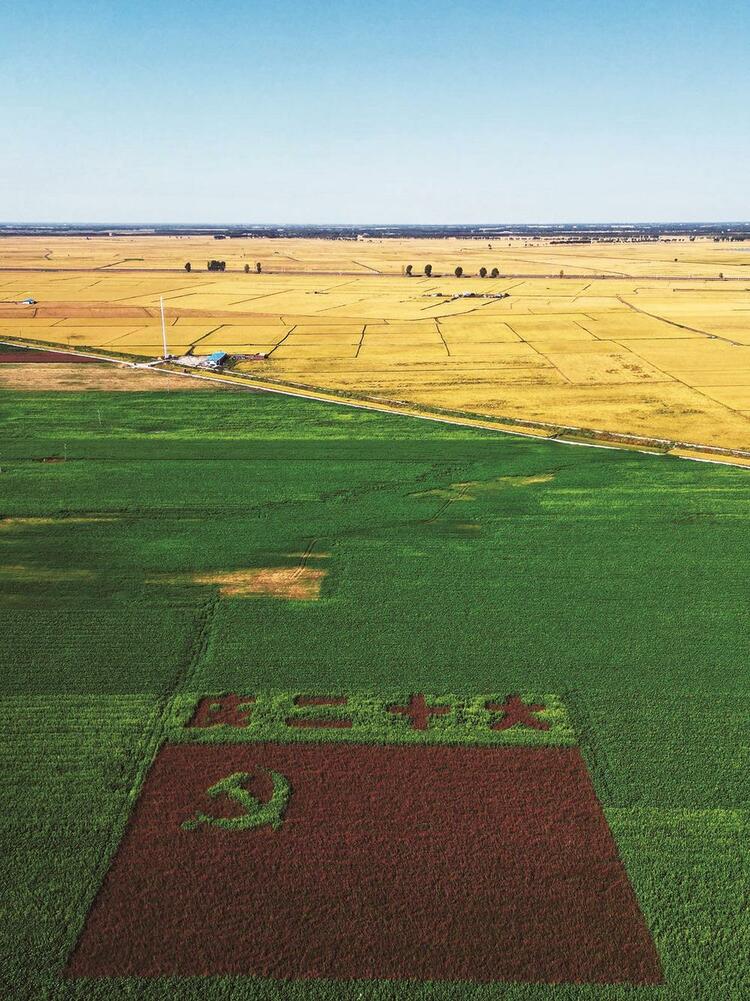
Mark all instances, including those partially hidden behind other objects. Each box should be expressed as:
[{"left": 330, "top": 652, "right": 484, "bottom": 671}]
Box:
[{"left": 1, "top": 235, "right": 750, "bottom": 454}]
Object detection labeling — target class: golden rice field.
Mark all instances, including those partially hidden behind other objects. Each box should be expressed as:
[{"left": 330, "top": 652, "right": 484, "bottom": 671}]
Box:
[
  {"left": 3, "top": 234, "right": 750, "bottom": 277},
  {"left": 2, "top": 236, "right": 750, "bottom": 452}
]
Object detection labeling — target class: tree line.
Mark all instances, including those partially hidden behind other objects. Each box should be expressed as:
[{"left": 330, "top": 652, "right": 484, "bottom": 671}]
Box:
[
  {"left": 184, "top": 262, "right": 263, "bottom": 273},
  {"left": 406, "top": 264, "right": 502, "bottom": 278},
  {"left": 185, "top": 261, "right": 506, "bottom": 278}
]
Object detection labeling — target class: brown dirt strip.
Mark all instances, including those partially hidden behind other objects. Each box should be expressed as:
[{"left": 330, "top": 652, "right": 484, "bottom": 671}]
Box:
[
  {"left": 0, "top": 364, "right": 230, "bottom": 391},
  {"left": 0, "top": 350, "right": 99, "bottom": 363},
  {"left": 67, "top": 743, "right": 661, "bottom": 983}
]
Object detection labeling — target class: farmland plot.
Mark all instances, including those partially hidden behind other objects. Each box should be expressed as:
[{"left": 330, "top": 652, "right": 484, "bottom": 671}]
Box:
[
  {"left": 2, "top": 235, "right": 750, "bottom": 452},
  {"left": 1, "top": 389, "right": 749, "bottom": 999}
]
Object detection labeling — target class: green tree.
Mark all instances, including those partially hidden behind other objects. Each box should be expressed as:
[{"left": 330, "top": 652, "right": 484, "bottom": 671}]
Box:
[
  {"left": 479, "top": 267, "right": 487, "bottom": 278},
  {"left": 184, "top": 262, "right": 191, "bottom": 273},
  {"left": 256, "top": 262, "right": 262, "bottom": 274},
  {"left": 405, "top": 264, "right": 413, "bottom": 276},
  {"left": 490, "top": 267, "right": 500, "bottom": 278},
  {"left": 244, "top": 264, "right": 250, "bottom": 274},
  {"left": 455, "top": 266, "right": 463, "bottom": 278},
  {"left": 424, "top": 264, "right": 432, "bottom": 277}
]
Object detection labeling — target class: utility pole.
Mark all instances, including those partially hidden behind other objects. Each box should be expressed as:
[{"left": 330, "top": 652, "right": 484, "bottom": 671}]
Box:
[{"left": 160, "top": 296, "right": 168, "bottom": 359}]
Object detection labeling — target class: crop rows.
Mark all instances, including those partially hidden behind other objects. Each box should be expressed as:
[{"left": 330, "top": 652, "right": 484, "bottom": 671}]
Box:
[{"left": 1, "top": 388, "right": 748, "bottom": 997}]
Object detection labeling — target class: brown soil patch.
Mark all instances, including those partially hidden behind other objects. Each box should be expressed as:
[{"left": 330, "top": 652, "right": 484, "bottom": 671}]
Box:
[
  {"left": 0, "top": 349, "right": 100, "bottom": 363},
  {"left": 68, "top": 743, "right": 662, "bottom": 983},
  {"left": 192, "top": 566, "right": 326, "bottom": 600},
  {"left": 0, "top": 363, "right": 229, "bottom": 391}
]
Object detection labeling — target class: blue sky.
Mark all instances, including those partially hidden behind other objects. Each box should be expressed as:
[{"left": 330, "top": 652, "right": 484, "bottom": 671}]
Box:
[{"left": 2, "top": 1, "right": 748, "bottom": 223}]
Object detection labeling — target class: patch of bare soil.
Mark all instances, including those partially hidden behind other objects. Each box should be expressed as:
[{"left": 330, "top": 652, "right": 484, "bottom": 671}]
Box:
[
  {"left": 0, "top": 364, "right": 228, "bottom": 391},
  {"left": 0, "top": 350, "right": 100, "bottom": 363},
  {"left": 192, "top": 566, "right": 326, "bottom": 600}
]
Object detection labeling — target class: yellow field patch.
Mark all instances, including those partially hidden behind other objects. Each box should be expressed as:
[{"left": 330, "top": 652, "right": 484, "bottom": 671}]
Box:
[
  {"left": 356, "top": 343, "right": 449, "bottom": 363},
  {"left": 291, "top": 324, "right": 365, "bottom": 336},
  {"left": 0, "top": 516, "right": 118, "bottom": 530},
  {"left": 584, "top": 313, "right": 690, "bottom": 340},
  {"left": 49, "top": 317, "right": 149, "bottom": 327},
  {"left": 545, "top": 351, "right": 667, "bottom": 385},
  {"left": 363, "top": 330, "right": 443, "bottom": 347},
  {"left": 691, "top": 385, "right": 750, "bottom": 410},
  {"left": 2, "top": 235, "right": 750, "bottom": 451},
  {"left": 191, "top": 566, "right": 326, "bottom": 600},
  {"left": 0, "top": 318, "right": 72, "bottom": 329},
  {"left": 445, "top": 341, "right": 540, "bottom": 361},
  {"left": 196, "top": 326, "right": 290, "bottom": 347},
  {"left": 441, "top": 330, "right": 520, "bottom": 347},
  {"left": 672, "top": 369, "right": 750, "bottom": 386},
  {"left": 505, "top": 316, "right": 592, "bottom": 338},
  {"left": 670, "top": 449, "right": 750, "bottom": 467},
  {"left": 620, "top": 339, "right": 750, "bottom": 371},
  {"left": 273, "top": 342, "right": 359, "bottom": 360},
  {"left": 529, "top": 338, "right": 622, "bottom": 355}
]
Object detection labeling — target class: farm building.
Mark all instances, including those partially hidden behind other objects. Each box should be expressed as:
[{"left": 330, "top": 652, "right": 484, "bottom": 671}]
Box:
[{"left": 173, "top": 351, "right": 229, "bottom": 370}]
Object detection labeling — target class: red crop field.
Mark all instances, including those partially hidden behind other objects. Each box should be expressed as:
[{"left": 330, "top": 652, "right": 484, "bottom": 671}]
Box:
[{"left": 69, "top": 717, "right": 661, "bottom": 984}]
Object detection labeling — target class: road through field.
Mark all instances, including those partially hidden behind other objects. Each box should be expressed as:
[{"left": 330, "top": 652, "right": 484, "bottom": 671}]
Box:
[{"left": 4, "top": 335, "right": 749, "bottom": 467}]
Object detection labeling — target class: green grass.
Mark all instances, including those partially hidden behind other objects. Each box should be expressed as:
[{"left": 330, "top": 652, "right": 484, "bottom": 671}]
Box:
[{"left": 1, "top": 389, "right": 748, "bottom": 999}]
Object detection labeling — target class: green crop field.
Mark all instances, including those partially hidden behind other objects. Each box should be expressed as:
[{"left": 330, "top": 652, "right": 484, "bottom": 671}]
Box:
[{"left": 1, "top": 389, "right": 749, "bottom": 999}]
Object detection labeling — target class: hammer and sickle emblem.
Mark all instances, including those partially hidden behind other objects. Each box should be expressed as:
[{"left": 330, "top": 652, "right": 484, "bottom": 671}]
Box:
[{"left": 181, "top": 769, "right": 291, "bottom": 832}]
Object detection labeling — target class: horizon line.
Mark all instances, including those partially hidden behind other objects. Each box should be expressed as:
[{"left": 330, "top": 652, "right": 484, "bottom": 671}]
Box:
[{"left": 2, "top": 220, "right": 750, "bottom": 229}]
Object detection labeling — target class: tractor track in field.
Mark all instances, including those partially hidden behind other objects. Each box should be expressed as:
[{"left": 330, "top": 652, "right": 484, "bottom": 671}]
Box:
[
  {"left": 293, "top": 538, "right": 319, "bottom": 576},
  {"left": 422, "top": 484, "right": 471, "bottom": 523}
]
